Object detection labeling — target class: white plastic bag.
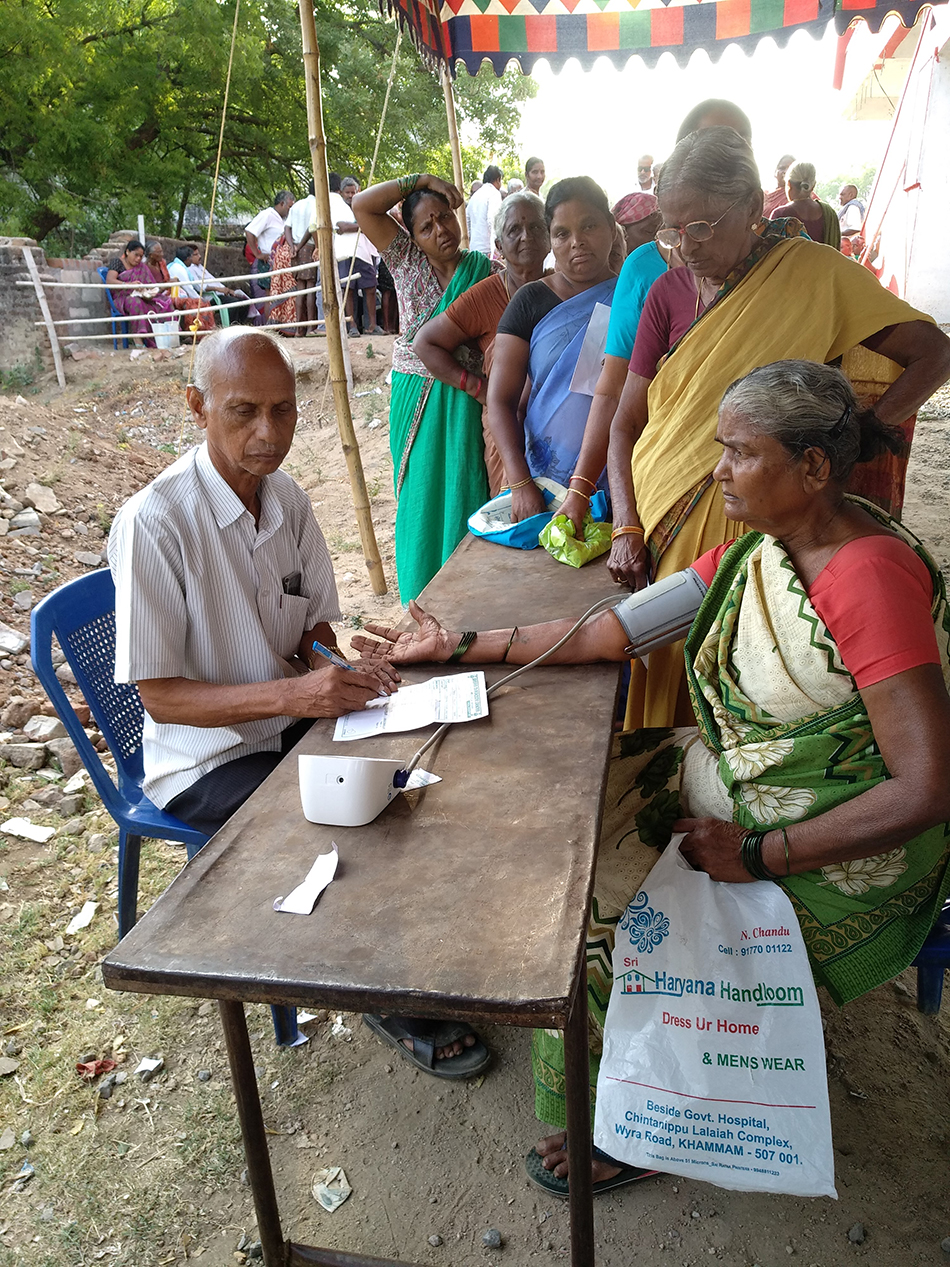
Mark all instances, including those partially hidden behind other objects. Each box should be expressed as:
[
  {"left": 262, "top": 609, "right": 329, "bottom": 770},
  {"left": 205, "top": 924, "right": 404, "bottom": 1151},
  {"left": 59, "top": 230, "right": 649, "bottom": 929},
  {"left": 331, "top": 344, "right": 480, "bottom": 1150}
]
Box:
[{"left": 594, "top": 837, "right": 836, "bottom": 1197}]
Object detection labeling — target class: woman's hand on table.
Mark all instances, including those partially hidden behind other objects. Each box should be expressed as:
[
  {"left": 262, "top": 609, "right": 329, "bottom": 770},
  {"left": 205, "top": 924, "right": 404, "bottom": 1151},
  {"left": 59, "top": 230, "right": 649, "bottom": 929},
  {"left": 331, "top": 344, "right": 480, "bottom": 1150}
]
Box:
[
  {"left": 607, "top": 532, "right": 650, "bottom": 590},
  {"left": 510, "top": 482, "right": 547, "bottom": 522},
  {"left": 351, "top": 600, "right": 459, "bottom": 665},
  {"left": 675, "top": 818, "right": 755, "bottom": 883}
]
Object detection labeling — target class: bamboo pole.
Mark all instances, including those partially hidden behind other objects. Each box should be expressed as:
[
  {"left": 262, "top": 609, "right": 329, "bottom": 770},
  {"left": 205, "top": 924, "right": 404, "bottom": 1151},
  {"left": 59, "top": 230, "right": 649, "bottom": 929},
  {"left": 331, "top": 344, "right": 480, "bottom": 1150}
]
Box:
[
  {"left": 441, "top": 67, "right": 469, "bottom": 248},
  {"left": 22, "top": 247, "right": 66, "bottom": 390},
  {"left": 298, "top": 0, "right": 387, "bottom": 597}
]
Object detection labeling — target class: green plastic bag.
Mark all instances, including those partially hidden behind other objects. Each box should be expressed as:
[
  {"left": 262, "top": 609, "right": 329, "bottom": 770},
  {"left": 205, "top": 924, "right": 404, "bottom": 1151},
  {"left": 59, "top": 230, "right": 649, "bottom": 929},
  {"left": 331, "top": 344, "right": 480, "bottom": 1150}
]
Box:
[{"left": 538, "top": 512, "right": 612, "bottom": 568}]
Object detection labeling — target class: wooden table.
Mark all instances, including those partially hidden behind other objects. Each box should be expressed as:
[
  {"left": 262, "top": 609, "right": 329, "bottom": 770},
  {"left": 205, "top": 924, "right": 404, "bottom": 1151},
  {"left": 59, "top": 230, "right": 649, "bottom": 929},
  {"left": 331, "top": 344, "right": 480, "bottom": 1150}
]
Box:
[{"left": 102, "top": 536, "right": 623, "bottom": 1267}]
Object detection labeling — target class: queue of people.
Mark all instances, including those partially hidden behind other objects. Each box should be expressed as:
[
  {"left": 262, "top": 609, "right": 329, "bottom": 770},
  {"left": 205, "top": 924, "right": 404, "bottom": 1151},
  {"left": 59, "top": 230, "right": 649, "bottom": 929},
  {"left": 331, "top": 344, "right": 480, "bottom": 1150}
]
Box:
[{"left": 108, "top": 95, "right": 949, "bottom": 1201}]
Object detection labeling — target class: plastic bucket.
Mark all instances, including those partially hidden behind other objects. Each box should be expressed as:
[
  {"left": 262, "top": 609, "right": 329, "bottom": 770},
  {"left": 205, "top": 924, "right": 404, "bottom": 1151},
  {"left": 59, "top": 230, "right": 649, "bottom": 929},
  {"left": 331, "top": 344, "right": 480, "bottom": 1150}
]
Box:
[{"left": 148, "top": 316, "right": 180, "bottom": 349}]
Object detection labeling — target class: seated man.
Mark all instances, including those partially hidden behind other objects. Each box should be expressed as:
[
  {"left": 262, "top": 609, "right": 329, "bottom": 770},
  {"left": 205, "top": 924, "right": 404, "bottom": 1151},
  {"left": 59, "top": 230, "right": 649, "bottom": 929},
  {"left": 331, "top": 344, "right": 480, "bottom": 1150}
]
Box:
[
  {"left": 108, "top": 327, "right": 489, "bottom": 1077},
  {"left": 170, "top": 244, "right": 255, "bottom": 324}
]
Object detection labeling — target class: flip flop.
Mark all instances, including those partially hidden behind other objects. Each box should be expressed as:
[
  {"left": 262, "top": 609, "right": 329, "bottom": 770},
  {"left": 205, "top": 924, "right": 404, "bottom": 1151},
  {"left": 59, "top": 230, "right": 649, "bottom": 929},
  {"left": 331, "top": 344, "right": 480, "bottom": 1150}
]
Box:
[
  {"left": 524, "top": 1141, "right": 658, "bottom": 1199},
  {"left": 362, "top": 1014, "right": 491, "bottom": 1080}
]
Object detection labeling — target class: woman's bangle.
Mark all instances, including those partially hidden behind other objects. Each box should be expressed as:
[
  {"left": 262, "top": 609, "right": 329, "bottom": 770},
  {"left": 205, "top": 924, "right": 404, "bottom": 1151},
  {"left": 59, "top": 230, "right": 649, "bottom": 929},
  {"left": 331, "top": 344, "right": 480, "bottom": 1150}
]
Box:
[
  {"left": 449, "top": 630, "right": 477, "bottom": 662},
  {"left": 502, "top": 626, "right": 518, "bottom": 662},
  {"left": 741, "top": 830, "right": 782, "bottom": 881},
  {"left": 569, "top": 475, "right": 597, "bottom": 491},
  {"left": 508, "top": 476, "right": 535, "bottom": 492},
  {"left": 611, "top": 525, "right": 645, "bottom": 541},
  {"left": 459, "top": 371, "right": 483, "bottom": 399},
  {"left": 398, "top": 173, "right": 421, "bottom": 198},
  {"left": 459, "top": 369, "right": 468, "bottom": 394},
  {"left": 568, "top": 488, "right": 591, "bottom": 503}
]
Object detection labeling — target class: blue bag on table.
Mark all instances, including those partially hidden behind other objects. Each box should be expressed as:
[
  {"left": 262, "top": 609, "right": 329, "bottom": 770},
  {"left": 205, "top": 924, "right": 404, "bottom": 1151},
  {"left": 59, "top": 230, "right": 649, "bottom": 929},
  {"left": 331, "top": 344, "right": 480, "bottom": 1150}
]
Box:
[{"left": 468, "top": 478, "right": 609, "bottom": 551}]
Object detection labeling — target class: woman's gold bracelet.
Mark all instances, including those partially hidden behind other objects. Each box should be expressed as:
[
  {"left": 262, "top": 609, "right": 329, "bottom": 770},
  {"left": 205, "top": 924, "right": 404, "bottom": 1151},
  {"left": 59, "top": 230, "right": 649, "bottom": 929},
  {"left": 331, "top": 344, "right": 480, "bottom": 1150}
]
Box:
[
  {"left": 569, "top": 489, "right": 591, "bottom": 503},
  {"left": 611, "top": 525, "right": 645, "bottom": 541},
  {"left": 569, "top": 475, "right": 597, "bottom": 491},
  {"left": 507, "top": 476, "right": 535, "bottom": 492}
]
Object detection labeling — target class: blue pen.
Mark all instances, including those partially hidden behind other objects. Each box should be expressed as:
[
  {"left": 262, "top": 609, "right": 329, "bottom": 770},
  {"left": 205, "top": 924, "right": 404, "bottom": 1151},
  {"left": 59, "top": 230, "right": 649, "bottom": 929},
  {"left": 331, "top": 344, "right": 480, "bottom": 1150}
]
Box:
[{"left": 311, "top": 640, "right": 355, "bottom": 671}]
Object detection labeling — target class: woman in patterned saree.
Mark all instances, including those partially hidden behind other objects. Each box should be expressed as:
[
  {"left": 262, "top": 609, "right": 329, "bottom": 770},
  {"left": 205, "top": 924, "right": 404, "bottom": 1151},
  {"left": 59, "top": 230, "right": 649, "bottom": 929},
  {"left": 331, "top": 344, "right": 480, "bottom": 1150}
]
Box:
[
  {"left": 351, "top": 360, "right": 950, "bottom": 1195},
  {"left": 353, "top": 174, "right": 493, "bottom": 603}
]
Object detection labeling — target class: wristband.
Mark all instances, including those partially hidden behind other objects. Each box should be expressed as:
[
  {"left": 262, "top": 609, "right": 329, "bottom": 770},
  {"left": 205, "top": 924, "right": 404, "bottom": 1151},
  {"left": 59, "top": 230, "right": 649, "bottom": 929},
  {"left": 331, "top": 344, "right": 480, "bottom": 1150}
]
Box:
[{"left": 449, "top": 631, "right": 477, "bottom": 662}]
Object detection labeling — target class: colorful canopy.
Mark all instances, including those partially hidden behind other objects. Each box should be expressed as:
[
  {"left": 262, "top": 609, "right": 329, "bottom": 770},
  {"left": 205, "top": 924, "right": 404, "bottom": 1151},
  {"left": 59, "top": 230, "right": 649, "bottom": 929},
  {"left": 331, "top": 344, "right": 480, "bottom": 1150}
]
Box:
[{"left": 382, "top": 0, "right": 939, "bottom": 73}]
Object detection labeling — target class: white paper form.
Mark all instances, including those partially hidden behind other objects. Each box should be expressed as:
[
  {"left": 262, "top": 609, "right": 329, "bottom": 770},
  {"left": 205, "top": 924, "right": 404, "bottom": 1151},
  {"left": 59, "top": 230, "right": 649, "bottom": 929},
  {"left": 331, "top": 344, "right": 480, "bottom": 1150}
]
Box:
[
  {"left": 332, "top": 671, "right": 489, "bottom": 742},
  {"left": 568, "top": 302, "right": 612, "bottom": 396}
]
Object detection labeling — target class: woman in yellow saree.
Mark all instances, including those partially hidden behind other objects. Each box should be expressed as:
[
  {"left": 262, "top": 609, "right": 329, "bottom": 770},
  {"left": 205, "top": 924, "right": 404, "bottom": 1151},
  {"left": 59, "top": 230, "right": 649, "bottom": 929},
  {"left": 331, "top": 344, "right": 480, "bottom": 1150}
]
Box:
[{"left": 606, "top": 127, "right": 950, "bottom": 730}]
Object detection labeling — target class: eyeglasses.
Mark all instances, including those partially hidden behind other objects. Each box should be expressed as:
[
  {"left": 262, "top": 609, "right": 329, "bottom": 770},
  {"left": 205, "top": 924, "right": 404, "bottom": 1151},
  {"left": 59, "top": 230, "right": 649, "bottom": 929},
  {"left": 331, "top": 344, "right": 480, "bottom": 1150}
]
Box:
[{"left": 655, "top": 199, "right": 741, "bottom": 249}]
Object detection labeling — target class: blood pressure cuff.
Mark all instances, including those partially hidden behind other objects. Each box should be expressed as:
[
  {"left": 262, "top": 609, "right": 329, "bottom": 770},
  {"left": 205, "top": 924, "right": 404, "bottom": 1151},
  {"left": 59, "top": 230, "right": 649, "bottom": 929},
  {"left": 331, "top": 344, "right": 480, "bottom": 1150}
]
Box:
[{"left": 611, "top": 567, "right": 708, "bottom": 657}]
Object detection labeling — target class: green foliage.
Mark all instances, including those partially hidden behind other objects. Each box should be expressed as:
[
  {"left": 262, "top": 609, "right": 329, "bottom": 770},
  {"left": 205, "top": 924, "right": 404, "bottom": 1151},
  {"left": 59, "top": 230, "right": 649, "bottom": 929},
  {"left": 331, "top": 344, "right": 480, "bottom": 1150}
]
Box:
[
  {"left": 0, "top": 0, "right": 535, "bottom": 245},
  {"left": 816, "top": 164, "right": 877, "bottom": 204}
]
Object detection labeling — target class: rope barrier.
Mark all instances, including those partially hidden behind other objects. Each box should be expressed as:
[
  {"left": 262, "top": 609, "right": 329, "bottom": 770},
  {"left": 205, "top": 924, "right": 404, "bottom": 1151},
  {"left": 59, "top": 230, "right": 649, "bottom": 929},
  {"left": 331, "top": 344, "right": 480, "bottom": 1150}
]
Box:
[
  {"left": 15, "top": 259, "right": 320, "bottom": 290},
  {"left": 33, "top": 282, "right": 333, "bottom": 328},
  {"left": 53, "top": 319, "right": 327, "bottom": 344}
]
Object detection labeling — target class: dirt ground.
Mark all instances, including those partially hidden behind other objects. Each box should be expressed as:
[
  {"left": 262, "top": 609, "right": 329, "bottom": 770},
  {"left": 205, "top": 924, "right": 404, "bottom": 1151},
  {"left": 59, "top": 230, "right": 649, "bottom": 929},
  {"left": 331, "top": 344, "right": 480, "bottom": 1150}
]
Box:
[{"left": 0, "top": 342, "right": 948, "bottom": 1267}]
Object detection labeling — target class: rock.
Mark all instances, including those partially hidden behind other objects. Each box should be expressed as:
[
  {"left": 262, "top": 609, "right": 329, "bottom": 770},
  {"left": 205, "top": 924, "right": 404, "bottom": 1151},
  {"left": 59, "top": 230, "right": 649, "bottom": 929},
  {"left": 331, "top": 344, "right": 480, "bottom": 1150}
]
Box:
[
  {"left": 72, "top": 704, "right": 91, "bottom": 726},
  {"left": 20, "top": 1129, "right": 34, "bottom": 1148},
  {"left": 30, "top": 787, "right": 62, "bottom": 807},
  {"left": 847, "top": 1224, "right": 866, "bottom": 1245},
  {"left": 12, "top": 590, "right": 33, "bottom": 612},
  {"left": 47, "top": 736, "right": 82, "bottom": 775},
  {"left": 55, "top": 664, "right": 77, "bottom": 685},
  {"left": 78, "top": 1050, "right": 96, "bottom": 1064},
  {"left": 87, "top": 833, "right": 110, "bottom": 853},
  {"left": 481, "top": 1230, "right": 503, "bottom": 1249},
  {"left": 0, "top": 626, "right": 28, "bottom": 658},
  {"left": 24, "top": 484, "right": 61, "bottom": 515},
  {"left": 9, "top": 509, "right": 40, "bottom": 532},
  {"left": 113, "top": 1071, "right": 127, "bottom": 1085},
  {"left": 941, "top": 1236, "right": 950, "bottom": 1254},
  {"left": 24, "top": 715, "right": 66, "bottom": 742},
  {"left": 197, "top": 1069, "right": 212, "bottom": 1082},
  {"left": 0, "top": 437, "right": 25, "bottom": 458},
  {"left": 1, "top": 697, "right": 35, "bottom": 727},
  {"left": 62, "top": 817, "right": 85, "bottom": 836},
  {"left": 59, "top": 795, "right": 85, "bottom": 817},
  {"left": 0, "top": 742, "right": 48, "bottom": 770},
  {"left": 246, "top": 1242, "right": 263, "bottom": 1260},
  {"left": 428, "top": 1235, "right": 442, "bottom": 1247},
  {"left": 0, "top": 1127, "right": 15, "bottom": 1150},
  {"left": 98, "top": 1081, "right": 113, "bottom": 1100},
  {"left": 74, "top": 551, "right": 102, "bottom": 568}
]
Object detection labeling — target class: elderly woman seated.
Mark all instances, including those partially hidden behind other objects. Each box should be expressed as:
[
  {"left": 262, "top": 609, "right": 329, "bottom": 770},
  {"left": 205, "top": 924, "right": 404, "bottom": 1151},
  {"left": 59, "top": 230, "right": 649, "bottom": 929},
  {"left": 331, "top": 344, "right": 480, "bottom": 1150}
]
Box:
[{"left": 352, "top": 359, "right": 950, "bottom": 1195}]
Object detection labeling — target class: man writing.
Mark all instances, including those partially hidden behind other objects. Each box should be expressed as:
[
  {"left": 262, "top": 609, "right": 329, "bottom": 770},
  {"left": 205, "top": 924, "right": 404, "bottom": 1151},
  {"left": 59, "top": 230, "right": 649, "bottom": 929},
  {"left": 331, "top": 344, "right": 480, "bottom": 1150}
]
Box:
[{"left": 108, "top": 328, "right": 489, "bottom": 1077}]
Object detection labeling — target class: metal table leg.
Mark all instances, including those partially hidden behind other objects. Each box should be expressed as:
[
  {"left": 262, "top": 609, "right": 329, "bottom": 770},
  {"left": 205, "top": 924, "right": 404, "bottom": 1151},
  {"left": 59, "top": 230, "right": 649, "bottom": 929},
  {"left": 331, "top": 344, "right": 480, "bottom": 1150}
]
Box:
[
  {"left": 219, "top": 1000, "right": 287, "bottom": 1267},
  {"left": 564, "top": 961, "right": 595, "bottom": 1267}
]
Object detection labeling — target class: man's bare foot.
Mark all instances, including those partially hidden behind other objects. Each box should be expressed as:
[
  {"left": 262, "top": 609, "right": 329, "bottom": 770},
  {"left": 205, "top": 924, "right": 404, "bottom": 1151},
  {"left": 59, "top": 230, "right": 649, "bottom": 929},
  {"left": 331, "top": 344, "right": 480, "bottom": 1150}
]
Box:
[{"left": 534, "top": 1131, "right": 622, "bottom": 1183}]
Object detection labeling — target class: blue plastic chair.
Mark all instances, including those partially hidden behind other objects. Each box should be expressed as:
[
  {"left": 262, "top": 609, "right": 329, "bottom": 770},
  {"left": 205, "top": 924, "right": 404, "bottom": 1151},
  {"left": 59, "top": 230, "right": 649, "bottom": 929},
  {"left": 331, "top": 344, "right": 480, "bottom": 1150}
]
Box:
[
  {"left": 97, "top": 266, "right": 129, "bottom": 350},
  {"left": 31, "top": 570, "right": 299, "bottom": 1045},
  {"left": 912, "top": 900, "right": 950, "bottom": 1013}
]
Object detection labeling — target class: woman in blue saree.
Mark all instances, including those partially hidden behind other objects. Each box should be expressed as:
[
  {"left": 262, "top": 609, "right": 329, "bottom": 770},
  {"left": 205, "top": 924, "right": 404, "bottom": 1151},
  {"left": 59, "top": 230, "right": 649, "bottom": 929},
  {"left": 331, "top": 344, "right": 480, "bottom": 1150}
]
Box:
[{"left": 488, "top": 177, "right": 618, "bottom": 523}]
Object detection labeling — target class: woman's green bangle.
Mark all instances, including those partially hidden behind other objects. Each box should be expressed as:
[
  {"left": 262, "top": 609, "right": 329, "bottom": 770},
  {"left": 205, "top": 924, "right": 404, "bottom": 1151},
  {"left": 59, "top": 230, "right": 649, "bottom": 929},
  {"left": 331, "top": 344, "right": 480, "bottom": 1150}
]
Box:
[
  {"left": 741, "top": 829, "right": 781, "bottom": 881},
  {"left": 398, "top": 173, "right": 421, "bottom": 198},
  {"left": 449, "top": 630, "right": 477, "bottom": 662}
]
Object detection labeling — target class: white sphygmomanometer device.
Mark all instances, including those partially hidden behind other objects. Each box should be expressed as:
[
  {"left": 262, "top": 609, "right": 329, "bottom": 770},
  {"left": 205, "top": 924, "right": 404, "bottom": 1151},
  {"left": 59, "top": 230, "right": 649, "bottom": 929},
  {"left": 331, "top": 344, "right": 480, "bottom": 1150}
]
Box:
[{"left": 298, "top": 567, "right": 708, "bottom": 828}]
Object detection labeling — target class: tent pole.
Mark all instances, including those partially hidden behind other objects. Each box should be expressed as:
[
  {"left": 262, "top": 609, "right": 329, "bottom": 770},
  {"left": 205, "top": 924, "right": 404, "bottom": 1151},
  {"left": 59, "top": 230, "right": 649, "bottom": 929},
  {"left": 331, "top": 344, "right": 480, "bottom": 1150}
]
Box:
[
  {"left": 298, "top": 0, "right": 388, "bottom": 597},
  {"left": 441, "top": 67, "right": 469, "bottom": 248}
]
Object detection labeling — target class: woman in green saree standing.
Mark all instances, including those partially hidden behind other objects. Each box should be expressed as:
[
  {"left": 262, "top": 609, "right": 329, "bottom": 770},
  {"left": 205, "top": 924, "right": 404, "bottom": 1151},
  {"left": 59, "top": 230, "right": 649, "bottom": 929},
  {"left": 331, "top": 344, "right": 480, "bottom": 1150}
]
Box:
[{"left": 353, "top": 175, "right": 493, "bottom": 602}]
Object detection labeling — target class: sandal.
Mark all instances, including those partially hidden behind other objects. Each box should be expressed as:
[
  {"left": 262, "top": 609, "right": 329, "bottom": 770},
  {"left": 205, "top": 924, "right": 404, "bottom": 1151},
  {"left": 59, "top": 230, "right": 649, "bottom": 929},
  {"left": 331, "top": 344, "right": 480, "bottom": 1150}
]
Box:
[
  {"left": 524, "top": 1141, "right": 658, "bottom": 1199},
  {"left": 362, "top": 1014, "right": 491, "bottom": 1080}
]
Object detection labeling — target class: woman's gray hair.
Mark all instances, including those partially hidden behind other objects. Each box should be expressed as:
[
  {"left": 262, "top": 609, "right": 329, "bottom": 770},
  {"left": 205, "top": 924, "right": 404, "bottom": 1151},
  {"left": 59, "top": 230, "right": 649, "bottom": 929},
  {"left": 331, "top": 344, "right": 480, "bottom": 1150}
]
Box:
[
  {"left": 787, "top": 161, "right": 816, "bottom": 193},
  {"left": 191, "top": 327, "right": 295, "bottom": 398},
  {"left": 720, "top": 359, "right": 905, "bottom": 482},
  {"left": 493, "top": 190, "right": 546, "bottom": 243},
  {"left": 656, "top": 125, "right": 761, "bottom": 208}
]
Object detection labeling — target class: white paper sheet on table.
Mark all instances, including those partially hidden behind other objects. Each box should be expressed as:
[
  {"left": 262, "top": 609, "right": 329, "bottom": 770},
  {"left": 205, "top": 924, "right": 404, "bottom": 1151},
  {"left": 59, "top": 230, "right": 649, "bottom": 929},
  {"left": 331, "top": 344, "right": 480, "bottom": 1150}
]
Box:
[{"left": 332, "top": 671, "right": 489, "bottom": 742}]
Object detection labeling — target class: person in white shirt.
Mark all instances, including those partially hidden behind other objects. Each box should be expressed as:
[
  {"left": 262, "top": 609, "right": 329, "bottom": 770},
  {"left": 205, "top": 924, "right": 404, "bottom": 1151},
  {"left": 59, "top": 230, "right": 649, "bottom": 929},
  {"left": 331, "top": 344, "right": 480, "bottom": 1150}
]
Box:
[
  {"left": 286, "top": 178, "right": 319, "bottom": 333},
  {"left": 838, "top": 184, "right": 866, "bottom": 238},
  {"left": 109, "top": 326, "right": 489, "bottom": 1078},
  {"left": 338, "top": 177, "right": 382, "bottom": 335},
  {"left": 244, "top": 191, "right": 294, "bottom": 313},
  {"left": 170, "top": 245, "right": 254, "bottom": 324},
  {"left": 466, "top": 165, "right": 503, "bottom": 255}
]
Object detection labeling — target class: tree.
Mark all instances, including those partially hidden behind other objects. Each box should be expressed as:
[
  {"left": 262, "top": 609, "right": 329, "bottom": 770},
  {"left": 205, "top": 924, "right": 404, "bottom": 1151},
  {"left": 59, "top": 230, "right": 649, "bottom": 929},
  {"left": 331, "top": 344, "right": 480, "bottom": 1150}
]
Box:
[{"left": 0, "top": 0, "right": 535, "bottom": 250}]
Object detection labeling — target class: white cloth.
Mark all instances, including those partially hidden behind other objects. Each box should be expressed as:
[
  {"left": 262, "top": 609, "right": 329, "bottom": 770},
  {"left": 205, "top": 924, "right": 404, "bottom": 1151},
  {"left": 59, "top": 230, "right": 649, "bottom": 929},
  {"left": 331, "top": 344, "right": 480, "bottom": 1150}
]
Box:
[
  {"left": 466, "top": 182, "right": 502, "bottom": 254},
  {"left": 167, "top": 257, "right": 199, "bottom": 299},
  {"left": 839, "top": 198, "right": 865, "bottom": 233},
  {"left": 109, "top": 443, "right": 340, "bottom": 808},
  {"left": 288, "top": 194, "right": 316, "bottom": 245},
  {"left": 245, "top": 206, "right": 287, "bottom": 256},
  {"left": 189, "top": 262, "right": 227, "bottom": 294}
]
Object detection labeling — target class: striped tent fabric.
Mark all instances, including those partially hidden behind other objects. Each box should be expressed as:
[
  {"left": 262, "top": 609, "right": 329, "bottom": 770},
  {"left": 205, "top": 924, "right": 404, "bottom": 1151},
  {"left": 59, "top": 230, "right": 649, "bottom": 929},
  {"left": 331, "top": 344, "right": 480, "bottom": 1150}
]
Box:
[{"left": 381, "top": 0, "right": 942, "bottom": 73}]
